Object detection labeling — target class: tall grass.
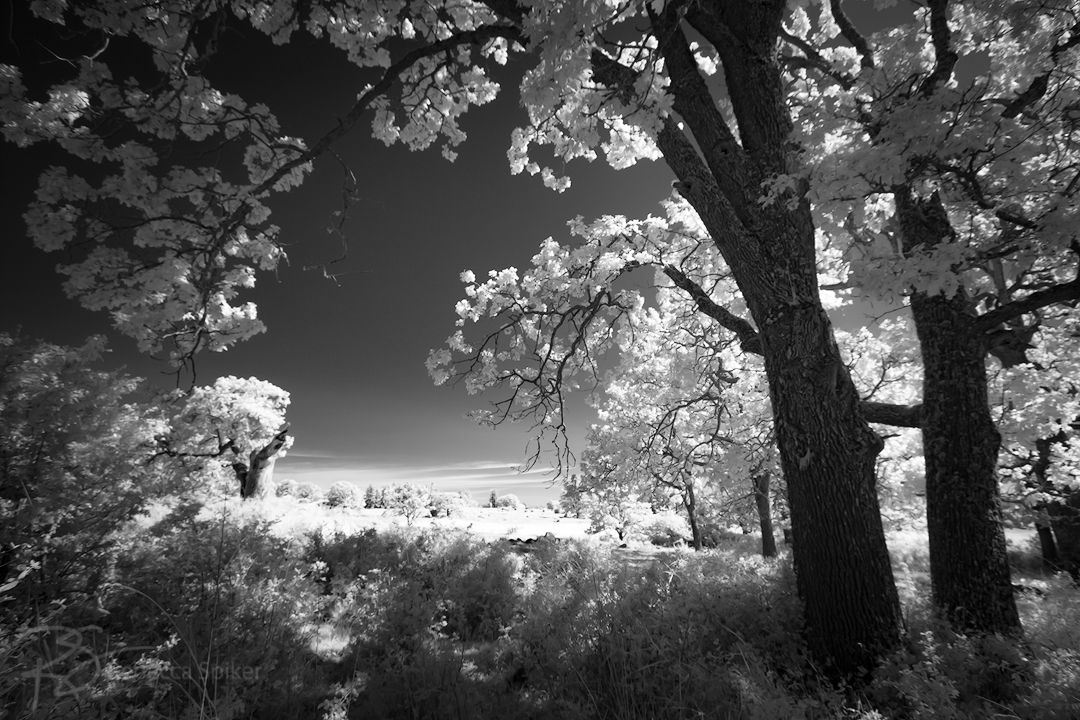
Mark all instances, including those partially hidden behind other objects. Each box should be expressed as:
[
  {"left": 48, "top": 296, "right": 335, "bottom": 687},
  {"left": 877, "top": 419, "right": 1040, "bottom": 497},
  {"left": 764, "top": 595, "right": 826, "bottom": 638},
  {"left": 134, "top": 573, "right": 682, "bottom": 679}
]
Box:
[{"left": 4, "top": 501, "right": 1079, "bottom": 720}]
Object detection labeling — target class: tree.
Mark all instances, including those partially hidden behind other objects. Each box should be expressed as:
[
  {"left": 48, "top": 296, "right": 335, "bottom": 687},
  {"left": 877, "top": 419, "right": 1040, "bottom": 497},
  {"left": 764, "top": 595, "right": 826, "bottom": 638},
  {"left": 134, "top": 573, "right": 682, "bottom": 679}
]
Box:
[
  {"left": 433, "top": 196, "right": 901, "bottom": 671},
  {"left": 558, "top": 474, "right": 585, "bottom": 519},
  {"left": 16, "top": 0, "right": 1072, "bottom": 672},
  {"left": 160, "top": 376, "right": 294, "bottom": 499},
  {"left": 326, "top": 480, "right": 361, "bottom": 508},
  {"left": 579, "top": 262, "right": 779, "bottom": 553},
  {"left": 786, "top": 1, "right": 1080, "bottom": 635},
  {"left": 387, "top": 483, "right": 430, "bottom": 525},
  {"left": 0, "top": 334, "right": 169, "bottom": 622}
]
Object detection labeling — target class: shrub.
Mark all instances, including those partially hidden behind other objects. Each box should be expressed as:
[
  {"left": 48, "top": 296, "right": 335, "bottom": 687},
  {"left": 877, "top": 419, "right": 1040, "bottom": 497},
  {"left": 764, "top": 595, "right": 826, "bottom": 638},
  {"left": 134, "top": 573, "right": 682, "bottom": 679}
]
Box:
[
  {"left": 641, "top": 512, "right": 688, "bottom": 547},
  {"left": 429, "top": 490, "right": 464, "bottom": 517},
  {"left": 294, "top": 481, "right": 323, "bottom": 502},
  {"left": 326, "top": 480, "right": 361, "bottom": 508},
  {"left": 275, "top": 477, "right": 298, "bottom": 496},
  {"left": 494, "top": 493, "right": 523, "bottom": 510},
  {"left": 21, "top": 501, "right": 330, "bottom": 720}
]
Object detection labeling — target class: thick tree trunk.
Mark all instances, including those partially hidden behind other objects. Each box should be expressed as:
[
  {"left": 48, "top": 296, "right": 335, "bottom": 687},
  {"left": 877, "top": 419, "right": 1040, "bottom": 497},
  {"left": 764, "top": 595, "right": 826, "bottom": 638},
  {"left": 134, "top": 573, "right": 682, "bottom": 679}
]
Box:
[
  {"left": 235, "top": 425, "right": 290, "bottom": 500},
  {"left": 899, "top": 191, "right": 1020, "bottom": 635},
  {"left": 763, "top": 308, "right": 901, "bottom": 676},
  {"left": 753, "top": 471, "right": 776, "bottom": 559},
  {"left": 593, "top": 1, "right": 902, "bottom": 675}
]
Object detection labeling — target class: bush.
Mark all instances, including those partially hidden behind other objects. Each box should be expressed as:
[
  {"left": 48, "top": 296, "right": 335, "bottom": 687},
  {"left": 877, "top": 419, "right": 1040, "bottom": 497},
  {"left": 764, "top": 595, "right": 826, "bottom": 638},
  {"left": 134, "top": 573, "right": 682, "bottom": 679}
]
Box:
[
  {"left": 641, "top": 513, "right": 688, "bottom": 547},
  {"left": 275, "top": 477, "right": 298, "bottom": 496},
  {"left": 494, "top": 493, "right": 523, "bottom": 510},
  {"left": 429, "top": 491, "right": 464, "bottom": 517},
  {"left": 294, "top": 481, "right": 323, "bottom": 502},
  {"left": 326, "top": 480, "right": 361, "bottom": 508},
  {"left": 8, "top": 501, "right": 330, "bottom": 720}
]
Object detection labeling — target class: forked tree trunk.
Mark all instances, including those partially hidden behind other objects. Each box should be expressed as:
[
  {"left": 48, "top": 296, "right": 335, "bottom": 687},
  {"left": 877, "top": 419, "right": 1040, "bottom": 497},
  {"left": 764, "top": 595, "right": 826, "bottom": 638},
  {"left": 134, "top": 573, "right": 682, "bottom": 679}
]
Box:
[
  {"left": 899, "top": 191, "right": 1020, "bottom": 635},
  {"left": 753, "top": 471, "right": 776, "bottom": 559},
  {"left": 235, "top": 425, "right": 290, "bottom": 500}
]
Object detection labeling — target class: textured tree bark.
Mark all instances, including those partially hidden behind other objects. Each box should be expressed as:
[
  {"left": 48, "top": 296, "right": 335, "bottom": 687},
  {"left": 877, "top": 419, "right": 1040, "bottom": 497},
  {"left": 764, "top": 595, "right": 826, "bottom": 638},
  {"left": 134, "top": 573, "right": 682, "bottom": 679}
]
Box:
[
  {"left": 753, "top": 472, "right": 776, "bottom": 559},
  {"left": 898, "top": 191, "right": 1020, "bottom": 635}
]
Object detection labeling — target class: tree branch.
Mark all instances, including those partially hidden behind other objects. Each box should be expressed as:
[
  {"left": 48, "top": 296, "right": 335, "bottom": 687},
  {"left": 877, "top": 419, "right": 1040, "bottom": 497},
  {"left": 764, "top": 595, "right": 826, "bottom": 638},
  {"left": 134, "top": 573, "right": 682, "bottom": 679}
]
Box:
[
  {"left": 861, "top": 401, "right": 922, "bottom": 428},
  {"left": 829, "top": 0, "right": 874, "bottom": 69},
  {"left": 975, "top": 275, "right": 1080, "bottom": 333},
  {"left": 1002, "top": 21, "right": 1080, "bottom": 119},
  {"left": 663, "top": 264, "right": 924, "bottom": 428},
  {"left": 663, "top": 264, "right": 762, "bottom": 354},
  {"left": 920, "top": 0, "right": 958, "bottom": 96},
  {"left": 647, "top": 2, "right": 752, "bottom": 226},
  {"left": 780, "top": 29, "right": 856, "bottom": 89}
]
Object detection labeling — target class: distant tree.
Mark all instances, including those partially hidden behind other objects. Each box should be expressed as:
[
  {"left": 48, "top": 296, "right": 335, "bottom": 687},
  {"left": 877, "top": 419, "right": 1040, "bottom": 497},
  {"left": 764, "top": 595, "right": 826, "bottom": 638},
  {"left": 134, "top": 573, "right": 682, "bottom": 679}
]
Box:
[
  {"left": 428, "top": 490, "right": 465, "bottom": 517},
  {"left": 326, "top": 481, "right": 361, "bottom": 509},
  {"left": 559, "top": 475, "right": 585, "bottom": 519},
  {"left": 387, "top": 484, "right": 430, "bottom": 526},
  {"left": 363, "top": 484, "right": 378, "bottom": 509},
  {"left": 293, "top": 482, "right": 322, "bottom": 503},
  {"left": 275, "top": 478, "right": 298, "bottom": 497},
  {"left": 494, "top": 494, "right": 523, "bottom": 511},
  {"left": 488, "top": 489, "right": 499, "bottom": 509},
  {"left": 160, "top": 377, "right": 293, "bottom": 499}
]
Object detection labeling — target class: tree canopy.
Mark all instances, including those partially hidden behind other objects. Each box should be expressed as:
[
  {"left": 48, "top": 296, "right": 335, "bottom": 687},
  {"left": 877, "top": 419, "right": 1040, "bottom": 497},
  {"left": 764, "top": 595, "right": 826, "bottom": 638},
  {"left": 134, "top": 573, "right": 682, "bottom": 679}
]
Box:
[{"left": 6, "top": 0, "right": 1080, "bottom": 676}]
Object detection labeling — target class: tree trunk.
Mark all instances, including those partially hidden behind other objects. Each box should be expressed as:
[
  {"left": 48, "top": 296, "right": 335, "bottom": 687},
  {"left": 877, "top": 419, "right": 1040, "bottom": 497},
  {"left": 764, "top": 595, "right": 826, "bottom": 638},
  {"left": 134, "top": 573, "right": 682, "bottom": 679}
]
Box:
[
  {"left": 899, "top": 190, "right": 1020, "bottom": 635},
  {"left": 683, "top": 482, "right": 703, "bottom": 551},
  {"left": 592, "top": 1, "right": 902, "bottom": 675},
  {"left": 1032, "top": 432, "right": 1068, "bottom": 573},
  {"left": 753, "top": 471, "right": 776, "bottom": 558},
  {"left": 1036, "top": 519, "right": 1061, "bottom": 573},
  {"left": 236, "top": 425, "right": 290, "bottom": 500},
  {"left": 1049, "top": 492, "right": 1080, "bottom": 579}
]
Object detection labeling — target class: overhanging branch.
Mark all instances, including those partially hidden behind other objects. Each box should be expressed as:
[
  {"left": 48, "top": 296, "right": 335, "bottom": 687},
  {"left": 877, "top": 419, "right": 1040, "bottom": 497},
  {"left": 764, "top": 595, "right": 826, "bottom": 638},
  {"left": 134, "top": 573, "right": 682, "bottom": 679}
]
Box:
[{"left": 663, "top": 264, "right": 923, "bottom": 428}]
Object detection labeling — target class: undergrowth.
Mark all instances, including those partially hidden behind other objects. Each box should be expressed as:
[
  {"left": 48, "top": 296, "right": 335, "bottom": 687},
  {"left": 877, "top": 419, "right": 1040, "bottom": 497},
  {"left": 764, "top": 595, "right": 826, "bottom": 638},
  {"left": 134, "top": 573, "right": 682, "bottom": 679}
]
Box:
[{"left": 3, "top": 501, "right": 1079, "bottom": 720}]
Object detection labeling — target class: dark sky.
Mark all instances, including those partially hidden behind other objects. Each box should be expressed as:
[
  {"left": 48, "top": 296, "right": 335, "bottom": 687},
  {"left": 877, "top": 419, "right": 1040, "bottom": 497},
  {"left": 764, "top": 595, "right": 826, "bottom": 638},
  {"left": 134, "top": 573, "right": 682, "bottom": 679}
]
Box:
[{"left": 0, "top": 16, "right": 675, "bottom": 504}]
